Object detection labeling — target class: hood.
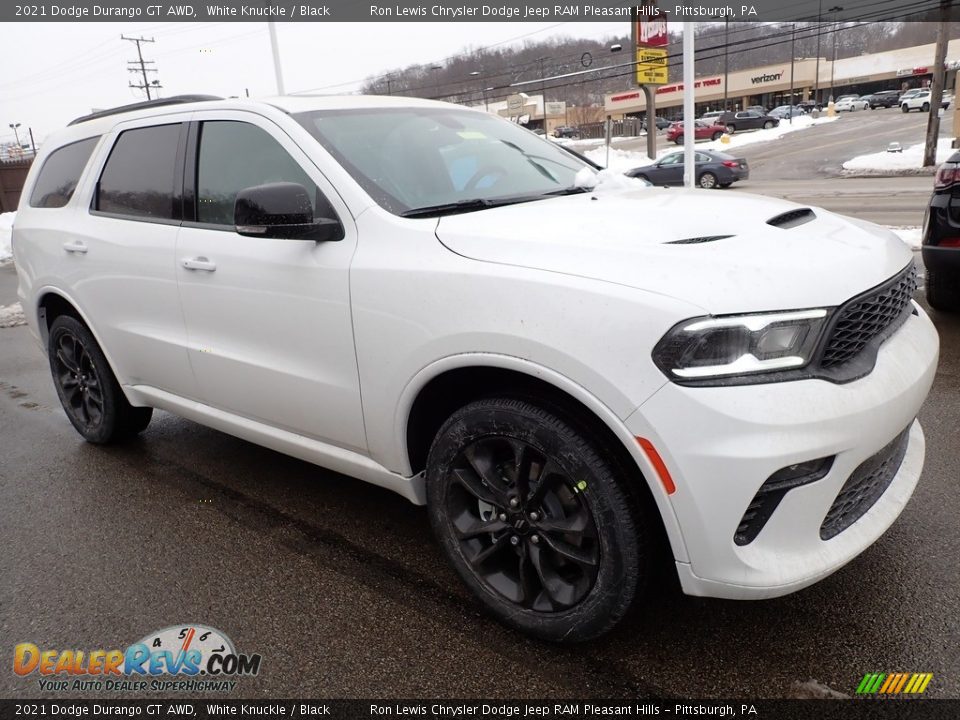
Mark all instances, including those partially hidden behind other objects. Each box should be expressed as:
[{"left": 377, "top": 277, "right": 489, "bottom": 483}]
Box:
[{"left": 435, "top": 188, "right": 913, "bottom": 314}]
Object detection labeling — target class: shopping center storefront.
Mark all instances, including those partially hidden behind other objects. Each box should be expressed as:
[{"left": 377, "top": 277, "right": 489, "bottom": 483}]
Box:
[{"left": 605, "top": 38, "right": 960, "bottom": 119}]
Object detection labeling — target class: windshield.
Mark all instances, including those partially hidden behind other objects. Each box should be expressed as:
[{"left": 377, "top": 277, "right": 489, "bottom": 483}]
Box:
[{"left": 293, "top": 107, "right": 592, "bottom": 216}]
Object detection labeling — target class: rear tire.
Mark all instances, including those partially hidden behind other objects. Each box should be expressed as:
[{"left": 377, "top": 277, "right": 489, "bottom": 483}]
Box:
[
  {"left": 725, "top": 124, "right": 736, "bottom": 134},
  {"left": 47, "top": 315, "right": 152, "bottom": 443},
  {"left": 711, "top": 131, "right": 723, "bottom": 141},
  {"left": 763, "top": 121, "right": 774, "bottom": 129},
  {"left": 425, "top": 397, "right": 649, "bottom": 642},
  {"left": 926, "top": 267, "right": 960, "bottom": 311},
  {"left": 698, "top": 172, "right": 718, "bottom": 189}
]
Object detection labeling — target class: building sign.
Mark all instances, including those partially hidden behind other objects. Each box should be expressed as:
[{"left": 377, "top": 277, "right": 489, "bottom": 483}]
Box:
[
  {"left": 636, "top": 48, "right": 668, "bottom": 85},
  {"left": 750, "top": 70, "right": 784, "bottom": 85},
  {"left": 544, "top": 101, "right": 566, "bottom": 116},
  {"left": 655, "top": 77, "right": 722, "bottom": 95},
  {"left": 506, "top": 94, "right": 526, "bottom": 112},
  {"left": 897, "top": 67, "right": 929, "bottom": 77},
  {"left": 634, "top": 3, "right": 668, "bottom": 86}
]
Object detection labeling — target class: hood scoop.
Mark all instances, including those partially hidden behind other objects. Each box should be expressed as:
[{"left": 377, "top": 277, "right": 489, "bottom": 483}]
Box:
[
  {"left": 667, "top": 234, "right": 735, "bottom": 245},
  {"left": 767, "top": 208, "right": 816, "bottom": 229}
]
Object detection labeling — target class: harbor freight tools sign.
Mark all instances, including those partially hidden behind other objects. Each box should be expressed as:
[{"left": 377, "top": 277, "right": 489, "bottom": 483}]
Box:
[{"left": 12, "top": 625, "right": 261, "bottom": 693}]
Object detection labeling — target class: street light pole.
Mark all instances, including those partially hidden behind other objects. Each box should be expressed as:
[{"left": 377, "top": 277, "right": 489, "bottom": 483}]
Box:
[
  {"left": 790, "top": 24, "right": 796, "bottom": 124},
  {"left": 723, "top": 17, "right": 729, "bottom": 111},
  {"left": 829, "top": 6, "right": 843, "bottom": 104},
  {"left": 9, "top": 123, "right": 22, "bottom": 149},
  {"left": 814, "top": 0, "right": 823, "bottom": 105},
  {"left": 539, "top": 56, "right": 549, "bottom": 133}
]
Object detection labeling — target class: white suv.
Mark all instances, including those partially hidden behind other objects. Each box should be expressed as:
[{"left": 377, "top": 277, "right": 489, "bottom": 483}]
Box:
[
  {"left": 12, "top": 95, "right": 939, "bottom": 641},
  {"left": 901, "top": 89, "right": 933, "bottom": 112}
]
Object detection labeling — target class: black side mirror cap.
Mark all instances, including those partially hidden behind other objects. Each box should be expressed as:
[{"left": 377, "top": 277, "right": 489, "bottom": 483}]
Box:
[{"left": 235, "top": 182, "right": 344, "bottom": 242}]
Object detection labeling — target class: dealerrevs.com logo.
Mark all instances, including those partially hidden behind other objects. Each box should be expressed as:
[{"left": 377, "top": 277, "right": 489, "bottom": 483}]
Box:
[{"left": 13, "top": 624, "right": 261, "bottom": 693}]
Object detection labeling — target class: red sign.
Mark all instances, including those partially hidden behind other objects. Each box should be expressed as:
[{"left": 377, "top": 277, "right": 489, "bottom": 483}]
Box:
[{"left": 636, "top": 16, "right": 668, "bottom": 48}]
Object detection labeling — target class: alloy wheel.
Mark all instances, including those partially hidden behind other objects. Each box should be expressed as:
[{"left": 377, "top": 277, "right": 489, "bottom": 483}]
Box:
[
  {"left": 52, "top": 330, "right": 104, "bottom": 430},
  {"left": 443, "top": 436, "right": 600, "bottom": 612}
]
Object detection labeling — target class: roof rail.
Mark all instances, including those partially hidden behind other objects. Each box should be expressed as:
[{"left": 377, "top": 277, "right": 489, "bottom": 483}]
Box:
[{"left": 68, "top": 94, "right": 224, "bottom": 126}]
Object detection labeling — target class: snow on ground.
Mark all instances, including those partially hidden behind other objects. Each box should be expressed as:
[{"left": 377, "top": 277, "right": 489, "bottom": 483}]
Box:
[
  {"left": 888, "top": 226, "right": 922, "bottom": 250},
  {"left": 843, "top": 138, "right": 954, "bottom": 172},
  {"left": 0, "top": 212, "right": 14, "bottom": 264},
  {"left": 0, "top": 303, "right": 25, "bottom": 329},
  {"left": 583, "top": 114, "right": 839, "bottom": 171}
]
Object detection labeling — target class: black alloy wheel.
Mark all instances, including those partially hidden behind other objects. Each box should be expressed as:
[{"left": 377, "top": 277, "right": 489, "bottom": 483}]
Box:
[
  {"left": 52, "top": 326, "right": 105, "bottom": 431},
  {"left": 426, "top": 398, "right": 647, "bottom": 642},
  {"left": 47, "top": 315, "right": 153, "bottom": 443}
]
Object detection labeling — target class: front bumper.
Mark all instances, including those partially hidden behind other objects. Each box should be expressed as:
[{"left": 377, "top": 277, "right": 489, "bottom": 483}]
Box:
[{"left": 626, "top": 305, "right": 938, "bottom": 599}]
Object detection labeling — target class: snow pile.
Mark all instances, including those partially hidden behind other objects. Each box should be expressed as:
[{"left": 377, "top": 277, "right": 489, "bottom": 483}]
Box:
[
  {"left": 887, "top": 227, "right": 922, "bottom": 250},
  {"left": 0, "top": 212, "right": 14, "bottom": 264},
  {"left": 843, "top": 138, "right": 954, "bottom": 172},
  {"left": 0, "top": 303, "right": 25, "bottom": 329},
  {"left": 574, "top": 166, "right": 649, "bottom": 192}
]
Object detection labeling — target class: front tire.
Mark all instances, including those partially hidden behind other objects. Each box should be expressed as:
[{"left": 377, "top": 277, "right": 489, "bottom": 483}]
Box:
[
  {"left": 763, "top": 120, "right": 775, "bottom": 129},
  {"left": 711, "top": 131, "right": 723, "bottom": 141},
  {"left": 425, "top": 398, "right": 646, "bottom": 642},
  {"left": 922, "top": 102, "right": 930, "bottom": 112},
  {"left": 674, "top": 135, "right": 684, "bottom": 145},
  {"left": 47, "top": 315, "right": 152, "bottom": 443},
  {"left": 902, "top": 104, "right": 910, "bottom": 113}
]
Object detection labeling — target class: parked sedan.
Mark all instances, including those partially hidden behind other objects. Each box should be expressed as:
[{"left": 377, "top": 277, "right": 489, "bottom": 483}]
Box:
[
  {"left": 665, "top": 120, "right": 727, "bottom": 145},
  {"left": 553, "top": 126, "right": 580, "bottom": 138},
  {"left": 625, "top": 149, "right": 749, "bottom": 189},
  {"left": 922, "top": 151, "right": 960, "bottom": 310},
  {"left": 717, "top": 110, "right": 779, "bottom": 133},
  {"left": 769, "top": 105, "right": 806, "bottom": 119},
  {"left": 834, "top": 95, "right": 870, "bottom": 111}
]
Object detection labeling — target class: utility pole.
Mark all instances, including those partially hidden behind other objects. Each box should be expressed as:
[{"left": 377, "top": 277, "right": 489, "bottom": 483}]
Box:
[
  {"left": 924, "top": 0, "right": 950, "bottom": 167},
  {"left": 267, "top": 21, "right": 284, "bottom": 94},
  {"left": 122, "top": 35, "right": 160, "bottom": 100},
  {"left": 723, "top": 18, "right": 729, "bottom": 111},
  {"left": 828, "top": 7, "right": 843, "bottom": 105},
  {"left": 539, "top": 56, "right": 550, "bottom": 133},
  {"left": 814, "top": 0, "right": 823, "bottom": 105}
]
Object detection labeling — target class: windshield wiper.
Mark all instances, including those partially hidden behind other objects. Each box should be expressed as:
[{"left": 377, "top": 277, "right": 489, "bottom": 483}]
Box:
[{"left": 400, "top": 195, "right": 544, "bottom": 218}]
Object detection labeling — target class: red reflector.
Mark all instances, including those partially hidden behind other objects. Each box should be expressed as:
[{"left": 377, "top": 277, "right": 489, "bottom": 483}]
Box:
[
  {"left": 722, "top": 160, "right": 739, "bottom": 168},
  {"left": 941, "top": 238, "right": 960, "bottom": 247},
  {"left": 636, "top": 437, "right": 677, "bottom": 495}
]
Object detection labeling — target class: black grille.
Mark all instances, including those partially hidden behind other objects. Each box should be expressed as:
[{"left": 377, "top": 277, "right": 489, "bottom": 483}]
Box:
[
  {"left": 820, "top": 426, "right": 911, "bottom": 540},
  {"left": 820, "top": 264, "right": 918, "bottom": 370},
  {"left": 735, "top": 457, "right": 834, "bottom": 546}
]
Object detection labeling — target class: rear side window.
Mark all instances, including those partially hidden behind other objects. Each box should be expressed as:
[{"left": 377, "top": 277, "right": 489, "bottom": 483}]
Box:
[
  {"left": 29, "top": 137, "right": 99, "bottom": 208},
  {"left": 96, "top": 124, "right": 181, "bottom": 220}
]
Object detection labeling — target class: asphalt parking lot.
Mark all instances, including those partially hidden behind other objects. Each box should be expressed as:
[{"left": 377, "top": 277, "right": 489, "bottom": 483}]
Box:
[{"left": 2, "top": 112, "right": 959, "bottom": 700}]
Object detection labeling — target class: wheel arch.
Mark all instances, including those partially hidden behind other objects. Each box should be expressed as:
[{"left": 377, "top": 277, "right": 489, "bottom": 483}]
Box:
[
  {"left": 35, "top": 287, "right": 129, "bottom": 392},
  {"left": 399, "top": 356, "right": 689, "bottom": 563}
]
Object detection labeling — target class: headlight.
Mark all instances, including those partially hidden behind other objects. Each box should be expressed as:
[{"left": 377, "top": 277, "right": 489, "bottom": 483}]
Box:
[{"left": 652, "top": 309, "right": 829, "bottom": 383}]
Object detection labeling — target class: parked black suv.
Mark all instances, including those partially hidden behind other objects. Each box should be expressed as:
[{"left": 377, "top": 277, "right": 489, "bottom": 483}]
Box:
[
  {"left": 553, "top": 126, "right": 580, "bottom": 139},
  {"left": 864, "top": 90, "right": 900, "bottom": 109},
  {"left": 717, "top": 110, "right": 779, "bottom": 134},
  {"left": 922, "top": 151, "right": 960, "bottom": 310}
]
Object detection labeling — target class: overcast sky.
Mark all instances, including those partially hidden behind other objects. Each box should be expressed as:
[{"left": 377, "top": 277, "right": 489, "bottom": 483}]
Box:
[{"left": 1, "top": 21, "right": 631, "bottom": 143}]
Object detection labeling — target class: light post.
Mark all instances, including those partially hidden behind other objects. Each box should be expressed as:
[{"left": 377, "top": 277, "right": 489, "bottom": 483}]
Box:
[
  {"left": 9, "top": 123, "right": 22, "bottom": 149},
  {"left": 538, "top": 56, "right": 549, "bottom": 133},
  {"left": 430, "top": 64, "right": 443, "bottom": 99},
  {"left": 723, "top": 17, "right": 729, "bottom": 111},
  {"left": 829, "top": 6, "right": 843, "bottom": 104},
  {"left": 789, "top": 24, "right": 796, "bottom": 124},
  {"left": 814, "top": 0, "right": 823, "bottom": 105}
]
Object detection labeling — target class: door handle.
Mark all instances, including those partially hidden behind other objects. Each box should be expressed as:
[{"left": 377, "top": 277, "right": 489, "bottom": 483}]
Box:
[
  {"left": 182, "top": 257, "right": 217, "bottom": 272},
  {"left": 63, "top": 241, "right": 88, "bottom": 254}
]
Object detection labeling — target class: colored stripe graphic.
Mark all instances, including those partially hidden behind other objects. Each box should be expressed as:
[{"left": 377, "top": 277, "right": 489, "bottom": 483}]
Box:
[{"left": 857, "top": 672, "right": 932, "bottom": 694}]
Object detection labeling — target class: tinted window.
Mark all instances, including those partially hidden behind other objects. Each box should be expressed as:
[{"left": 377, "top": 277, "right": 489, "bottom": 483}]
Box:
[
  {"left": 196, "top": 121, "right": 332, "bottom": 226},
  {"left": 29, "top": 137, "right": 99, "bottom": 209},
  {"left": 97, "top": 124, "right": 181, "bottom": 220}
]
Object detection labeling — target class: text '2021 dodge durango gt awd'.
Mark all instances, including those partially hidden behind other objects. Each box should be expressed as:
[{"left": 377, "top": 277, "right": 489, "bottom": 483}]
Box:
[{"left": 12, "top": 95, "right": 939, "bottom": 641}]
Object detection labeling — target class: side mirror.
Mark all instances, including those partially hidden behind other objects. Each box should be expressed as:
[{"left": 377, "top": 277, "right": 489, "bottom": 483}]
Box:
[{"left": 235, "top": 182, "right": 343, "bottom": 242}]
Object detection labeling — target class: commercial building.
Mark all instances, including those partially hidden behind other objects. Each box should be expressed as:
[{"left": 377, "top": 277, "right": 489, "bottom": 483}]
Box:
[{"left": 604, "top": 38, "right": 960, "bottom": 118}]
